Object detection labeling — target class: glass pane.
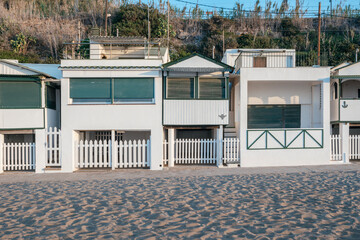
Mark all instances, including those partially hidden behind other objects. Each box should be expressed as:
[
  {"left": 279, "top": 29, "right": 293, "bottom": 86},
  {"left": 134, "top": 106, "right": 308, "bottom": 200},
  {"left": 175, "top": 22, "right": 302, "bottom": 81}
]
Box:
[
  {"left": 46, "top": 86, "right": 56, "bottom": 109},
  {"left": 0, "top": 81, "right": 41, "bottom": 108},
  {"left": 70, "top": 78, "right": 111, "bottom": 99},
  {"left": 199, "top": 78, "right": 225, "bottom": 99},
  {"left": 167, "top": 78, "right": 194, "bottom": 99},
  {"left": 114, "top": 78, "right": 154, "bottom": 99}
]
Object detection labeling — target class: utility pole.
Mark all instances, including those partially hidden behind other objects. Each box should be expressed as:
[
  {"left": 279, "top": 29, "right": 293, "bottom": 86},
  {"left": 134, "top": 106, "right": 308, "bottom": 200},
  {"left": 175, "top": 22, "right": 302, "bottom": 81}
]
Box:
[
  {"left": 330, "top": 0, "right": 332, "bottom": 17},
  {"left": 212, "top": 46, "right": 215, "bottom": 59},
  {"left": 105, "top": 0, "right": 108, "bottom": 36},
  {"left": 167, "top": 0, "right": 170, "bottom": 50},
  {"left": 148, "top": 5, "right": 151, "bottom": 58},
  {"left": 222, "top": 30, "right": 225, "bottom": 56},
  {"left": 317, "top": 2, "right": 321, "bottom": 66}
]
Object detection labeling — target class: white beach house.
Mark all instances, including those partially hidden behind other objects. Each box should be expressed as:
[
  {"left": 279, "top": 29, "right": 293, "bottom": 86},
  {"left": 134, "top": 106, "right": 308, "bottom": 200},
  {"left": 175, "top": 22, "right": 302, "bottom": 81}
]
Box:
[
  {"left": 0, "top": 59, "right": 61, "bottom": 173},
  {"left": 161, "top": 53, "right": 233, "bottom": 166},
  {"left": 60, "top": 36, "right": 169, "bottom": 172},
  {"left": 330, "top": 61, "right": 360, "bottom": 162},
  {"left": 222, "top": 49, "right": 332, "bottom": 167}
]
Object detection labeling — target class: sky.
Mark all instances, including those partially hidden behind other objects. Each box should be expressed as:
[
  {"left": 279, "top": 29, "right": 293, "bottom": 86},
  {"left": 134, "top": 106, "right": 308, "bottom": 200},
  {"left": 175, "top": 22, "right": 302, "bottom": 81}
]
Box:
[{"left": 141, "top": 0, "right": 360, "bottom": 12}]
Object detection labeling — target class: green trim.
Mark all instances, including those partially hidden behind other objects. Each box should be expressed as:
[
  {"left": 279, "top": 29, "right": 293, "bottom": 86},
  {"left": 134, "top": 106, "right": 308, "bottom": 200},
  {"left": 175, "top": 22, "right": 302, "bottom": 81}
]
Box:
[
  {"left": 194, "top": 75, "right": 199, "bottom": 99},
  {"left": 0, "top": 127, "right": 45, "bottom": 131},
  {"left": 162, "top": 53, "right": 234, "bottom": 71},
  {"left": 331, "top": 75, "right": 360, "bottom": 79},
  {"left": 247, "top": 129, "right": 324, "bottom": 150},
  {"left": 0, "top": 75, "right": 42, "bottom": 81},
  {"left": 339, "top": 79, "right": 342, "bottom": 121},
  {"left": 331, "top": 121, "right": 360, "bottom": 124},
  {"left": 339, "top": 97, "right": 360, "bottom": 100}
]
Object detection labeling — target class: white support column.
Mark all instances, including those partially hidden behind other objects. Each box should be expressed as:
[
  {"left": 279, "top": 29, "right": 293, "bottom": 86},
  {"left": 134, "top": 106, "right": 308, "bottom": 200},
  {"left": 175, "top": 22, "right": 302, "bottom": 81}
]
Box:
[
  {"left": 35, "top": 129, "right": 46, "bottom": 173},
  {"left": 111, "top": 130, "right": 116, "bottom": 170},
  {"left": 168, "top": 128, "right": 175, "bottom": 167},
  {"left": 150, "top": 128, "right": 163, "bottom": 170},
  {"left": 0, "top": 134, "right": 4, "bottom": 173},
  {"left": 217, "top": 125, "right": 224, "bottom": 167},
  {"left": 239, "top": 73, "right": 248, "bottom": 165},
  {"left": 340, "top": 122, "right": 350, "bottom": 163}
]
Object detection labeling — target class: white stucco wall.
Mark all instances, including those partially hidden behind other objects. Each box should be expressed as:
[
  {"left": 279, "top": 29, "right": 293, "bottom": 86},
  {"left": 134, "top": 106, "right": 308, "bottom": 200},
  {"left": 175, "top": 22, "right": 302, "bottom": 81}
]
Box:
[
  {"left": 60, "top": 69, "right": 163, "bottom": 172},
  {"left": 0, "top": 109, "right": 44, "bottom": 129}
]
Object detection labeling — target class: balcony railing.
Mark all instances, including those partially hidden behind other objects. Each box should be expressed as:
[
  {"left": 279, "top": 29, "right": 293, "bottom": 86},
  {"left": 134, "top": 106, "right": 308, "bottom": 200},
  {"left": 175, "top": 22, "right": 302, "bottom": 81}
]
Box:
[
  {"left": 234, "top": 51, "right": 328, "bottom": 71},
  {"left": 247, "top": 129, "right": 324, "bottom": 150},
  {"left": 62, "top": 41, "right": 163, "bottom": 60}
]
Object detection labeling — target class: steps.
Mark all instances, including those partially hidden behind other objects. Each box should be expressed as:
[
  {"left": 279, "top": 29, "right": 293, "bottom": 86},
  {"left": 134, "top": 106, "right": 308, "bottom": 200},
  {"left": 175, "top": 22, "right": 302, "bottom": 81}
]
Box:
[{"left": 224, "top": 127, "right": 237, "bottom": 138}]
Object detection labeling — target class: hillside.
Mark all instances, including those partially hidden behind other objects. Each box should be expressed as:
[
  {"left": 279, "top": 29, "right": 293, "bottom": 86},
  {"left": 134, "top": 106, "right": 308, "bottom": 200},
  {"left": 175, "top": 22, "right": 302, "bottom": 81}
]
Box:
[{"left": 0, "top": 0, "right": 360, "bottom": 66}]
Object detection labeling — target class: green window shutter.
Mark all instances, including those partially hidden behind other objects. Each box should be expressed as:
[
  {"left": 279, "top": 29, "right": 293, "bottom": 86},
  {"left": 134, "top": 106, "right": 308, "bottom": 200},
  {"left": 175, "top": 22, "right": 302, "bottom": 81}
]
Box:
[
  {"left": 70, "top": 78, "right": 111, "bottom": 99},
  {"left": 46, "top": 86, "right": 56, "bottom": 110},
  {"left": 284, "top": 105, "right": 301, "bottom": 128},
  {"left": 248, "top": 105, "right": 301, "bottom": 129},
  {"left": 199, "top": 78, "right": 226, "bottom": 99},
  {"left": 248, "top": 105, "right": 283, "bottom": 129},
  {"left": 0, "top": 81, "right": 41, "bottom": 108},
  {"left": 114, "top": 78, "right": 154, "bottom": 99},
  {"left": 167, "top": 78, "right": 194, "bottom": 99}
]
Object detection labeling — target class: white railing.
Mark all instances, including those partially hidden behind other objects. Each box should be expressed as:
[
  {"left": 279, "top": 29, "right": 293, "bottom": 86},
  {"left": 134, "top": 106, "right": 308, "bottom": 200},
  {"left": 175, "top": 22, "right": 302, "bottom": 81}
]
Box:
[
  {"left": 174, "top": 139, "right": 217, "bottom": 165},
  {"left": 77, "top": 140, "right": 111, "bottom": 168},
  {"left": 223, "top": 138, "right": 240, "bottom": 164},
  {"left": 163, "top": 140, "right": 168, "bottom": 166},
  {"left": 350, "top": 135, "right": 360, "bottom": 160},
  {"left": 46, "top": 127, "right": 61, "bottom": 167},
  {"left": 3, "top": 142, "right": 35, "bottom": 171},
  {"left": 330, "top": 135, "right": 342, "bottom": 161},
  {"left": 114, "top": 140, "right": 150, "bottom": 168}
]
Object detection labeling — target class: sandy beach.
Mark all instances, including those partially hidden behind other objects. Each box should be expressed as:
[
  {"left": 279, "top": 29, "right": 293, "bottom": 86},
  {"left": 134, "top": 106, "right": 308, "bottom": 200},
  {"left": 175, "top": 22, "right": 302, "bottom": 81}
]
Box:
[{"left": 1, "top": 164, "right": 360, "bottom": 239}]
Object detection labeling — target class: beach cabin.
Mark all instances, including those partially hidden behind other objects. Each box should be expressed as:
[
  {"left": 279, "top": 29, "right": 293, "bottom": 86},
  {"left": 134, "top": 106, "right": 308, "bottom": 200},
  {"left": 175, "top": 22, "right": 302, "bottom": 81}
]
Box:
[
  {"left": 331, "top": 62, "right": 360, "bottom": 162},
  {"left": 222, "top": 49, "right": 332, "bottom": 167},
  {"left": 60, "top": 36, "right": 169, "bottom": 172},
  {"left": 161, "top": 54, "right": 233, "bottom": 167},
  {"left": 0, "top": 60, "right": 61, "bottom": 173}
]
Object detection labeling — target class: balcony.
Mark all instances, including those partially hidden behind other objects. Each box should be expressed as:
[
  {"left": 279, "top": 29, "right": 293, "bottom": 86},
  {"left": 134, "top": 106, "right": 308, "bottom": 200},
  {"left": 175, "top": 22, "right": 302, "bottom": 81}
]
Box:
[
  {"left": 339, "top": 99, "right": 360, "bottom": 122},
  {"left": 163, "top": 100, "right": 229, "bottom": 125},
  {"left": 234, "top": 50, "right": 328, "bottom": 72},
  {"left": 62, "top": 37, "right": 166, "bottom": 61}
]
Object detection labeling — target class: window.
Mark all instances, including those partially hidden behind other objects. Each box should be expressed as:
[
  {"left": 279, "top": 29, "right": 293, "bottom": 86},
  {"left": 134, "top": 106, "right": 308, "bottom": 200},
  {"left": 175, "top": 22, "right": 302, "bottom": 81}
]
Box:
[
  {"left": 70, "top": 78, "right": 154, "bottom": 104},
  {"left": 70, "top": 78, "right": 111, "bottom": 104},
  {"left": 114, "top": 78, "right": 154, "bottom": 103},
  {"left": 248, "top": 105, "right": 301, "bottom": 129},
  {"left": 253, "top": 57, "right": 267, "bottom": 67},
  {"left": 46, "top": 86, "right": 56, "bottom": 109},
  {"left": 167, "top": 78, "right": 194, "bottom": 99},
  {"left": 0, "top": 81, "right": 41, "bottom": 108},
  {"left": 358, "top": 89, "right": 360, "bottom": 98},
  {"left": 333, "top": 83, "right": 338, "bottom": 100},
  {"left": 199, "top": 78, "right": 226, "bottom": 99}
]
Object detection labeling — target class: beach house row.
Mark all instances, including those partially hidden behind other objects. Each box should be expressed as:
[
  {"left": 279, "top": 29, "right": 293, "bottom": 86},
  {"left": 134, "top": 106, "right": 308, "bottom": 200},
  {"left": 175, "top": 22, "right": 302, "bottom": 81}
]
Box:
[{"left": 0, "top": 36, "right": 353, "bottom": 173}]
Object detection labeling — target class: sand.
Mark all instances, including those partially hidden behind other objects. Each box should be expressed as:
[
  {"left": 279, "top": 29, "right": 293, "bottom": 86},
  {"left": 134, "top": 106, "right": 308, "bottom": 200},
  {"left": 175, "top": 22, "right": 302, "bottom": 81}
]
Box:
[{"left": 1, "top": 164, "right": 360, "bottom": 239}]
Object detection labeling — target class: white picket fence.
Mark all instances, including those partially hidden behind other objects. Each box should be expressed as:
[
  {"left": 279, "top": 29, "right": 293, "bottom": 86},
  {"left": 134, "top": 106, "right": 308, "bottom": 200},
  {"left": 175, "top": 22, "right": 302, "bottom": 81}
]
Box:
[
  {"left": 114, "top": 140, "right": 150, "bottom": 168},
  {"left": 3, "top": 142, "right": 36, "bottom": 171},
  {"left": 77, "top": 140, "right": 111, "bottom": 168},
  {"left": 223, "top": 138, "right": 240, "bottom": 163},
  {"left": 350, "top": 135, "right": 360, "bottom": 160},
  {"left": 46, "top": 127, "right": 61, "bottom": 167},
  {"left": 330, "top": 135, "right": 342, "bottom": 161},
  {"left": 174, "top": 138, "right": 217, "bottom": 165},
  {"left": 77, "top": 139, "right": 150, "bottom": 169}
]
